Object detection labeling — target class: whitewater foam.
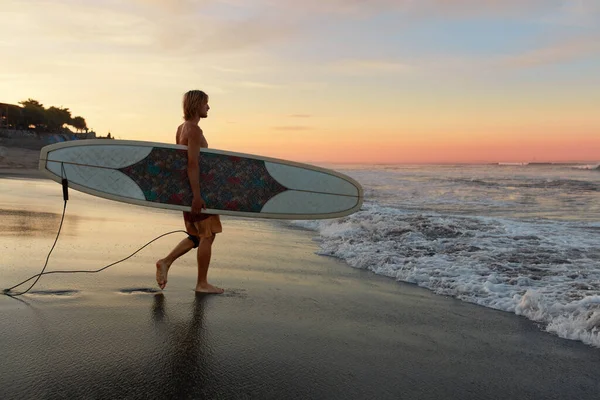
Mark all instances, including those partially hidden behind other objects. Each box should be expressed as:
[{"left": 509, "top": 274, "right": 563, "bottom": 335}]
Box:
[{"left": 290, "top": 173, "right": 600, "bottom": 347}]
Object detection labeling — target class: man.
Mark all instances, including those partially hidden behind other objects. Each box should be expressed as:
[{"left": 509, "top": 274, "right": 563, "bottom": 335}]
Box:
[{"left": 155, "top": 90, "right": 224, "bottom": 294}]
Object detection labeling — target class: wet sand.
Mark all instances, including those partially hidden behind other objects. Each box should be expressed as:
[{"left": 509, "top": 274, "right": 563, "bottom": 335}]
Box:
[
  {"left": 0, "top": 168, "right": 44, "bottom": 179},
  {"left": 1, "top": 176, "right": 600, "bottom": 399}
]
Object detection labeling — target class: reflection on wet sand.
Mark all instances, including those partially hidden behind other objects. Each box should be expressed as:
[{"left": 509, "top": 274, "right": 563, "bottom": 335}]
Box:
[
  {"left": 151, "top": 293, "right": 221, "bottom": 398},
  {"left": 0, "top": 208, "right": 81, "bottom": 237}
]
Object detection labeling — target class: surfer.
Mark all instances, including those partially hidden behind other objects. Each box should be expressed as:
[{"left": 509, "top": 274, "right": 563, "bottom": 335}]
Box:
[{"left": 156, "top": 90, "right": 224, "bottom": 294}]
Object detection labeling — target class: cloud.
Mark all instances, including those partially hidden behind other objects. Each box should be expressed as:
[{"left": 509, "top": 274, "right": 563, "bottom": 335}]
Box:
[
  {"left": 180, "top": 18, "right": 300, "bottom": 54},
  {"left": 397, "top": 35, "right": 600, "bottom": 74},
  {"left": 540, "top": 0, "right": 600, "bottom": 27},
  {"left": 4, "top": 0, "right": 598, "bottom": 84},
  {"left": 7, "top": 0, "right": 595, "bottom": 67},
  {"left": 328, "top": 59, "right": 412, "bottom": 75},
  {"left": 210, "top": 66, "right": 250, "bottom": 74},
  {"left": 272, "top": 126, "right": 312, "bottom": 131},
  {"left": 133, "top": 0, "right": 213, "bottom": 14},
  {"left": 497, "top": 35, "right": 600, "bottom": 68},
  {"left": 409, "top": 0, "right": 557, "bottom": 17},
  {"left": 237, "top": 81, "right": 282, "bottom": 89},
  {"left": 2, "top": 0, "right": 300, "bottom": 58},
  {"left": 325, "top": 33, "right": 598, "bottom": 78},
  {"left": 256, "top": 0, "right": 562, "bottom": 18}
]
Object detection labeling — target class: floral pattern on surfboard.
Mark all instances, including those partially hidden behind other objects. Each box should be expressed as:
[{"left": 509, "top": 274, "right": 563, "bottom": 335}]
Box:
[{"left": 119, "top": 148, "right": 288, "bottom": 212}]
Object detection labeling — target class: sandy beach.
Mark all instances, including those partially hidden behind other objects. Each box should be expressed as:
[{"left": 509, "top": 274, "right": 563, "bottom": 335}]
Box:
[
  {"left": 0, "top": 144, "right": 40, "bottom": 169},
  {"left": 1, "top": 172, "right": 600, "bottom": 399}
]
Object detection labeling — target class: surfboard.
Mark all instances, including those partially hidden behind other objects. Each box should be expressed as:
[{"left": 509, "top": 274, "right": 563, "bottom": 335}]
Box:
[{"left": 38, "top": 139, "right": 363, "bottom": 220}]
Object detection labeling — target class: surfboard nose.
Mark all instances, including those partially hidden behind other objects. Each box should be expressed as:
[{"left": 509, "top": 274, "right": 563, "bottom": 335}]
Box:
[{"left": 265, "top": 162, "right": 360, "bottom": 197}]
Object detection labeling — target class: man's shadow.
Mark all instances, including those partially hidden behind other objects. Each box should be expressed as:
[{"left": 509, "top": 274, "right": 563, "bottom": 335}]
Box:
[{"left": 150, "top": 292, "right": 222, "bottom": 398}]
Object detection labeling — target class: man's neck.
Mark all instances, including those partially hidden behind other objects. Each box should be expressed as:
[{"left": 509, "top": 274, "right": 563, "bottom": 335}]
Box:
[{"left": 188, "top": 116, "right": 201, "bottom": 125}]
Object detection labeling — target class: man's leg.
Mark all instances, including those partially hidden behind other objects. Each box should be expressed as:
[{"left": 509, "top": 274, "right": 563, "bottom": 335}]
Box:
[
  {"left": 156, "top": 221, "right": 199, "bottom": 289},
  {"left": 195, "top": 234, "right": 224, "bottom": 294}
]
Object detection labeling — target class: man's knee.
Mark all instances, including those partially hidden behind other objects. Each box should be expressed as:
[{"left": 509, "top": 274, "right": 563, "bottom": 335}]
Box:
[{"left": 201, "top": 234, "right": 216, "bottom": 246}]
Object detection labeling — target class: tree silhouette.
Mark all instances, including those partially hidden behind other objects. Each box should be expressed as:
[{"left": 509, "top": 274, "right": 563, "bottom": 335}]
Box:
[
  {"left": 46, "top": 106, "right": 72, "bottom": 132},
  {"left": 19, "top": 99, "right": 46, "bottom": 128},
  {"left": 10, "top": 99, "right": 91, "bottom": 134},
  {"left": 70, "top": 116, "right": 87, "bottom": 132}
]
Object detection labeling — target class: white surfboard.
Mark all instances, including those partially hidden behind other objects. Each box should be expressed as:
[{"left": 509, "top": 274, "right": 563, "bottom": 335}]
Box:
[{"left": 38, "top": 139, "right": 363, "bottom": 220}]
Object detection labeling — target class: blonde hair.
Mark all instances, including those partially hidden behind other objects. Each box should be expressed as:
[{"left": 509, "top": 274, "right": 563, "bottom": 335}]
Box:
[{"left": 182, "top": 90, "right": 209, "bottom": 120}]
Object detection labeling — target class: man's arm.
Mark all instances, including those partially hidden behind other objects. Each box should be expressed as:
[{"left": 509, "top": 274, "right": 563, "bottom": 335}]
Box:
[{"left": 185, "top": 124, "right": 206, "bottom": 213}]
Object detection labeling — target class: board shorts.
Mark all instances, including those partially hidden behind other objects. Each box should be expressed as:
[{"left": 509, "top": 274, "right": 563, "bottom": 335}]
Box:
[{"left": 183, "top": 212, "right": 223, "bottom": 239}]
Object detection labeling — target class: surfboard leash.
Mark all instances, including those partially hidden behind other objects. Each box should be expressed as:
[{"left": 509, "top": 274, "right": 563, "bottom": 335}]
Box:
[
  {"left": 3, "top": 163, "right": 188, "bottom": 297},
  {"left": 3, "top": 163, "right": 70, "bottom": 296}
]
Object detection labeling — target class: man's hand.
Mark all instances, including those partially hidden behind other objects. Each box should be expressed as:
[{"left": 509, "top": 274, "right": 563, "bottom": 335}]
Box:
[{"left": 192, "top": 195, "right": 206, "bottom": 215}]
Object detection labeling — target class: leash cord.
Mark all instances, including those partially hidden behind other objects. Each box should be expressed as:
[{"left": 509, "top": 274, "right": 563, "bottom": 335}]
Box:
[{"left": 3, "top": 165, "right": 187, "bottom": 297}]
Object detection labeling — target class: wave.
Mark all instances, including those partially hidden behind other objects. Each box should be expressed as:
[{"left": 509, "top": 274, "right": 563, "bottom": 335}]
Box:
[
  {"left": 497, "top": 162, "right": 600, "bottom": 171},
  {"left": 445, "top": 177, "right": 599, "bottom": 192},
  {"left": 291, "top": 203, "right": 600, "bottom": 347},
  {"left": 571, "top": 164, "right": 600, "bottom": 171}
]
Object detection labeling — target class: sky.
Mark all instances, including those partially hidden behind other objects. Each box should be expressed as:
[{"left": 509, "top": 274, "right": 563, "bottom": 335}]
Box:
[{"left": 1, "top": 0, "right": 599, "bottom": 164}]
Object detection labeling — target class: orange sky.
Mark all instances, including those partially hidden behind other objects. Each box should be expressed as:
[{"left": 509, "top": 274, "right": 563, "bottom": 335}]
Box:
[{"left": 1, "top": 0, "right": 599, "bottom": 164}]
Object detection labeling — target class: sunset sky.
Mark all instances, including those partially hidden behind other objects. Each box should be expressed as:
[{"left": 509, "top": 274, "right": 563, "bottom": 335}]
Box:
[{"left": 1, "top": 0, "right": 599, "bottom": 163}]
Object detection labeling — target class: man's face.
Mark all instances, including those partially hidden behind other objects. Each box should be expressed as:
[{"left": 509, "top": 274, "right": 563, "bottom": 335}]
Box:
[{"left": 199, "top": 102, "right": 210, "bottom": 118}]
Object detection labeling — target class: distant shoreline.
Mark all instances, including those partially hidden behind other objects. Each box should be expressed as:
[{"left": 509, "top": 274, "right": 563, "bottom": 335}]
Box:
[{"left": 1, "top": 141, "right": 597, "bottom": 172}]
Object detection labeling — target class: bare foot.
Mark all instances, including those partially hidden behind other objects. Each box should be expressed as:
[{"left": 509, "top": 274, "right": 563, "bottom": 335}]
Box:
[
  {"left": 155, "top": 259, "right": 171, "bottom": 290},
  {"left": 195, "top": 282, "right": 224, "bottom": 294}
]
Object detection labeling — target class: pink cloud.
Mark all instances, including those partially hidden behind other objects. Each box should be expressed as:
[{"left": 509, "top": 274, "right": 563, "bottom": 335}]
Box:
[{"left": 256, "top": 0, "right": 561, "bottom": 17}]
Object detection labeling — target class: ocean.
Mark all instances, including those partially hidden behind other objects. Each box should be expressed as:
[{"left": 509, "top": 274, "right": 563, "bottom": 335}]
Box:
[{"left": 290, "top": 162, "right": 600, "bottom": 347}]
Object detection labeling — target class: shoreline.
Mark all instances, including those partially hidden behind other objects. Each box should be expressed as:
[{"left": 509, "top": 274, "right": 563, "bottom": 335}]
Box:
[{"left": 0, "top": 168, "right": 44, "bottom": 179}]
